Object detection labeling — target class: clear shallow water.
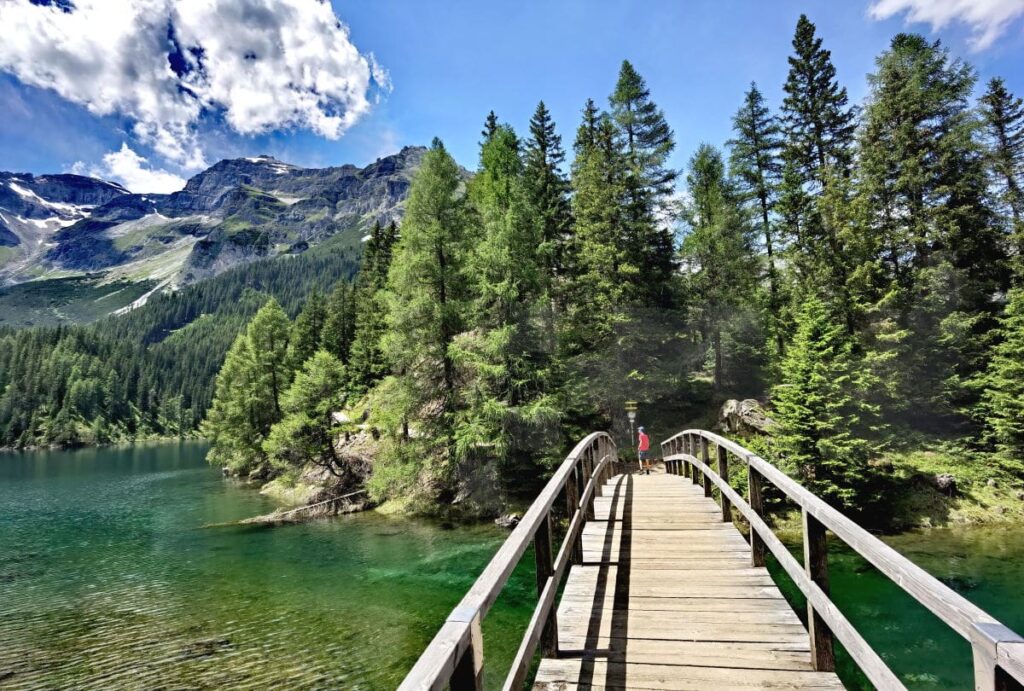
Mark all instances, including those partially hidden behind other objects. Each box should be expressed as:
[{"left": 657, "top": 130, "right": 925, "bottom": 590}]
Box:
[
  {"left": 0, "top": 442, "right": 534, "bottom": 690},
  {"left": 769, "top": 525, "right": 1024, "bottom": 689},
  {"left": 2, "top": 443, "right": 1022, "bottom": 690}
]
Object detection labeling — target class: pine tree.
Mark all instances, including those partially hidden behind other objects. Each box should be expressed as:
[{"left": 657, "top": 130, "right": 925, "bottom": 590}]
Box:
[
  {"left": 728, "top": 82, "right": 784, "bottom": 353},
  {"left": 609, "top": 61, "right": 678, "bottom": 306},
  {"left": 771, "top": 296, "right": 879, "bottom": 509},
  {"left": 680, "top": 144, "right": 759, "bottom": 390},
  {"left": 382, "top": 139, "right": 472, "bottom": 481},
  {"left": 524, "top": 101, "right": 572, "bottom": 279},
  {"left": 980, "top": 77, "right": 1024, "bottom": 268},
  {"left": 981, "top": 288, "right": 1024, "bottom": 464},
  {"left": 289, "top": 289, "right": 327, "bottom": 370}
]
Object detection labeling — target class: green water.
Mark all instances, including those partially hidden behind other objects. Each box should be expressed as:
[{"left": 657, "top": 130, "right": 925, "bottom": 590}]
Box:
[
  {"left": 2, "top": 443, "right": 1023, "bottom": 689},
  {"left": 0, "top": 442, "right": 535, "bottom": 689}
]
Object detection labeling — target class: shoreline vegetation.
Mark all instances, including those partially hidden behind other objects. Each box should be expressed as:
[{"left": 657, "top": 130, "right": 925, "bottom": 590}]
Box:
[{"left": 4, "top": 15, "right": 1024, "bottom": 540}]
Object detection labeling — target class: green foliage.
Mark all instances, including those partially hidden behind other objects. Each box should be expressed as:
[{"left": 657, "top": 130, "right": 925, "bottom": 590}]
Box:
[
  {"left": 524, "top": 101, "right": 572, "bottom": 277},
  {"left": 771, "top": 297, "right": 882, "bottom": 508},
  {"left": 264, "top": 350, "right": 349, "bottom": 478},
  {"left": 981, "top": 289, "right": 1024, "bottom": 462},
  {"left": 348, "top": 221, "right": 399, "bottom": 392},
  {"left": 980, "top": 77, "right": 1024, "bottom": 269}
]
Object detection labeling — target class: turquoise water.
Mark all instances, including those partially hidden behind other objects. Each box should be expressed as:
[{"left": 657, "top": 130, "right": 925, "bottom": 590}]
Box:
[
  {"left": 1, "top": 442, "right": 1022, "bottom": 689},
  {"left": 0, "top": 442, "right": 534, "bottom": 689}
]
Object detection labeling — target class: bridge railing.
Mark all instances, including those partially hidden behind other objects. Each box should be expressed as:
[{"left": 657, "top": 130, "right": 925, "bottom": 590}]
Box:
[
  {"left": 399, "top": 431, "right": 619, "bottom": 691},
  {"left": 662, "top": 429, "right": 1024, "bottom": 691}
]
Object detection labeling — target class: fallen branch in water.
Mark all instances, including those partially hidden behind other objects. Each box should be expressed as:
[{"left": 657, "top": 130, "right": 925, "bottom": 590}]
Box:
[{"left": 202, "top": 489, "right": 369, "bottom": 528}]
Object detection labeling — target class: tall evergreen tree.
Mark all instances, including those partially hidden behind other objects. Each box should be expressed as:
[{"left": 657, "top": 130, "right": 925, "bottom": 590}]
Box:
[
  {"left": 771, "top": 296, "right": 880, "bottom": 509},
  {"left": 728, "top": 83, "right": 785, "bottom": 354},
  {"left": 980, "top": 77, "right": 1024, "bottom": 269},
  {"left": 858, "top": 34, "right": 1006, "bottom": 422},
  {"left": 524, "top": 101, "right": 572, "bottom": 279},
  {"left": 680, "top": 144, "right": 759, "bottom": 390},
  {"left": 609, "top": 60, "right": 678, "bottom": 306},
  {"left": 481, "top": 110, "right": 499, "bottom": 145},
  {"left": 382, "top": 139, "right": 472, "bottom": 481},
  {"left": 980, "top": 288, "right": 1024, "bottom": 464},
  {"left": 563, "top": 108, "right": 626, "bottom": 351},
  {"left": 457, "top": 124, "right": 558, "bottom": 474},
  {"left": 322, "top": 281, "right": 356, "bottom": 362},
  {"left": 289, "top": 289, "right": 327, "bottom": 370},
  {"left": 348, "top": 221, "right": 399, "bottom": 392}
]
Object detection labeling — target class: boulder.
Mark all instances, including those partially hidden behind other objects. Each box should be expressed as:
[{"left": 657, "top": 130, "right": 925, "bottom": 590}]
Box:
[
  {"left": 934, "top": 473, "right": 958, "bottom": 496},
  {"left": 494, "top": 514, "right": 521, "bottom": 530},
  {"left": 719, "top": 399, "right": 778, "bottom": 435}
]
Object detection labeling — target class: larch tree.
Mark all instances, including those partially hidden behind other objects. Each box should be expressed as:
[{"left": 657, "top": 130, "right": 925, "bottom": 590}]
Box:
[
  {"left": 321, "top": 281, "right": 356, "bottom": 363},
  {"left": 289, "top": 288, "right": 327, "bottom": 370},
  {"left": 456, "top": 123, "right": 558, "bottom": 475},
  {"left": 381, "top": 139, "right": 473, "bottom": 483},
  {"left": 348, "top": 220, "right": 399, "bottom": 393}
]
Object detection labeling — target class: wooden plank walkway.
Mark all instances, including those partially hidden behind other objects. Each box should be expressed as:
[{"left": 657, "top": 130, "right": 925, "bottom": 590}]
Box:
[{"left": 533, "top": 467, "right": 845, "bottom": 690}]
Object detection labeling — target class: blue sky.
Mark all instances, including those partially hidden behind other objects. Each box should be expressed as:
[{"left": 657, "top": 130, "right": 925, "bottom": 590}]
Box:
[{"left": 1, "top": 0, "right": 1023, "bottom": 192}]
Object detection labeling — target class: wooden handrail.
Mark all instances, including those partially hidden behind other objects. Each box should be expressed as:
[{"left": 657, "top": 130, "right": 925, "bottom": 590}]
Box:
[
  {"left": 399, "top": 431, "right": 618, "bottom": 691},
  {"left": 661, "top": 429, "right": 1024, "bottom": 691}
]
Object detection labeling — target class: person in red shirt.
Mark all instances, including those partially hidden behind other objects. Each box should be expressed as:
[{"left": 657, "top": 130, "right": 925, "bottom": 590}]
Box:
[{"left": 637, "top": 426, "right": 651, "bottom": 475}]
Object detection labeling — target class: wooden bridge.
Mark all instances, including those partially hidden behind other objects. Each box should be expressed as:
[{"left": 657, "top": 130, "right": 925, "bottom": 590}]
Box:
[{"left": 399, "top": 430, "right": 1024, "bottom": 690}]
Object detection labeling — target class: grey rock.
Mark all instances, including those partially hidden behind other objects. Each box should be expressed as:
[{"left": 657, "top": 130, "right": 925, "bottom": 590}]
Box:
[
  {"left": 934, "top": 473, "right": 958, "bottom": 496},
  {"left": 987, "top": 478, "right": 998, "bottom": 488},
  {"left": 719, "top": 399, "right": 778, "bottom": 435},
  {"left": 495, "top": 513, "right": 521, "bottom": 529}
]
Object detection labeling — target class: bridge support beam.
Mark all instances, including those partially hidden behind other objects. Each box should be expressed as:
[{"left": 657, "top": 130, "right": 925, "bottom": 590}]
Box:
[
  {"left": 701, "top": 438, "right": 713, "bottom": 498},
  {"left": 534, "top": 513, "right": 559, "bottom": 657},
  {"left": 717, "top": 444, "right": 731, "bottom": 522},
  {"left": 748, "top": 467, "right": 766, "bottom": 567},
  {"left": 803, "top": 510, "right": 836, "bottom": 672},
  {"left": 450, "top": 615, "right": 484, "bottom": 691}
]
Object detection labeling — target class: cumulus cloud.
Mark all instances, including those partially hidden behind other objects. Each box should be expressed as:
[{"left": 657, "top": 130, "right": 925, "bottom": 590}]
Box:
[
  {"left": 74, "top": 143, "right": 186, "bottom": 194},
  {"left": 869, "top": 0, "right": 1024, "bottom": 51},
  {"left": 0, "top": 0, "right": 389, "bottom": 168}
]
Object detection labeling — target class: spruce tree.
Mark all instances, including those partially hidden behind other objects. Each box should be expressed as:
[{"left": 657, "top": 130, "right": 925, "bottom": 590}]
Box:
[
  {"left": 728, "top": 82, "right": 784, "bottom": 353},
  {"left": 348, "top": 221, "right": 399, "bottom": 392},
  {"left": 481, "top": 110, "right": 499, "bottom": 146},
  {"left": 322, "top": 282, "right": 356, "bottom": 362},
  {"left": 680, "top": 144, "right": 759, "bottom": 390},
  {"left": 771, "top": 296, "right": 878, "bottom": 509},
  {"left": 980, "top": 77, "right": 1024, "bottom": 268},
  {"left": 781, "top": 15, "right": 857, "bottom": 185},
  {"left": 609, "top": 60, "right": 678, "bottom": 306},
  {"left": 981, "top": 288, "right": 1024, "bottom": 463},
  {"left": 524, "top": 101, "right": 572, "bottom": 279},
  {"left": 289, "top": 289, "right": 327, "bottom": 370},
  {"left": 382, "top": 139, "right": 472, "bottom": 480}
]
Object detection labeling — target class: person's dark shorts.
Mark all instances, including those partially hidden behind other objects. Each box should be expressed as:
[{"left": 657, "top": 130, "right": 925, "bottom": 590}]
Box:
[{"left": 639, "top": 450, "right": 649, "bottom": 461}]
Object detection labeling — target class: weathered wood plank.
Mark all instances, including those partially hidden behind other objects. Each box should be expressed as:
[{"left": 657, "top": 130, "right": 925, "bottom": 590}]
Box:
[{"left": 534, "top": 660, "right": 846, "bottom": 690}]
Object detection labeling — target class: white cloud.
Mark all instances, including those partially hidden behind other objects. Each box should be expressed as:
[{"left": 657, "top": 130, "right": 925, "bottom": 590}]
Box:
[
  {"left": 0, "top": 0, "right": 388, "bottom": 168},
  {"left": 869, "top": 0, "right": 1024, "bottom": 51},
  {"left": 74, "top": 143, "right": 186, "bottom": 194}
]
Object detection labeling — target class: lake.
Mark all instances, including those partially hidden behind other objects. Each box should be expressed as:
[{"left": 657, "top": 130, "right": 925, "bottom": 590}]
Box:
[{"left": 1, "top": 442, "right": 1022, "bottom": 689}]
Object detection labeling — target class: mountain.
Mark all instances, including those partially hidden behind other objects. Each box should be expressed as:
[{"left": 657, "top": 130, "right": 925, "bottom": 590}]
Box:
[{"left": 0, "top": 147, "right": 427, "bottom": 327}]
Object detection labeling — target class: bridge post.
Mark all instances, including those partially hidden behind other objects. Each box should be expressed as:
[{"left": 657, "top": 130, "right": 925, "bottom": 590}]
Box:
[
  {"left": 582, "top": 452, "right": 595, "bottom": 521},
  {"left": 701, "top": 437, "right": 713, "bottom": 498},
  {"left": 971, "top": 622, "right": 1024, "bottom": 691},
  {"left": 803, "top": 510, "right": 836, "bottom": 672},
  {"left": 691, "top": 436, "right": 700, "bottom": 486},
  {"left": 748, "top": 466, "right": 766, "bottom": 567},
  {"left": 534, "top": 512, "right": 559, "bottom": 657},
  {"left": 717, "top": 444, "right": 731, "bottom": 522},
  {"left": 450, "top": 615, "right": 485, "bottom": 691},
  {"left": 565, "top": 464, "right": 582, "bottom": 565},
  {"left": 592, "top": 446, "right": 604, "bottom": 498}
]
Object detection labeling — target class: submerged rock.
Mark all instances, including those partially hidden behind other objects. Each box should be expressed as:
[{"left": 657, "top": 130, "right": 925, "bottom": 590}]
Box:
[{"left": 494, "top": 514, "right": 521, "bottom": 530}]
